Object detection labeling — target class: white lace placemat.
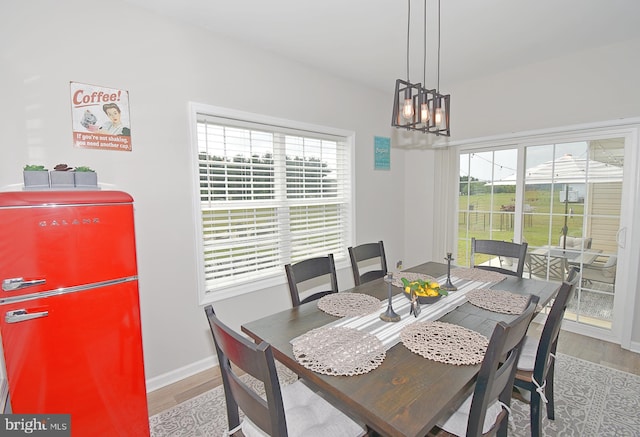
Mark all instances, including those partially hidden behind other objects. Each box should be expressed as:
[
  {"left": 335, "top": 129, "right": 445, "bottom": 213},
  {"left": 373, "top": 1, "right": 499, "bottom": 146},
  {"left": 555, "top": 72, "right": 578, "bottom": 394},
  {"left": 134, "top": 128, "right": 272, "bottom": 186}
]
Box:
[
  {"left": 317, "top": 292, "right": 382, "bottom": 317},
  {"left": 466, "top": 288, "right": 529, "bottom": 314},
  {"left": 291, "top": 326, "right": 386, "bottom": 376},
  {"left": 400, "top": 321, "right": 488, "bottom": 365},
  {"left": 451, "top": 267, "right": 506, "bottom": 283},
  {"left": 391, "top": 272, "right": 437, "bottom": 288}
]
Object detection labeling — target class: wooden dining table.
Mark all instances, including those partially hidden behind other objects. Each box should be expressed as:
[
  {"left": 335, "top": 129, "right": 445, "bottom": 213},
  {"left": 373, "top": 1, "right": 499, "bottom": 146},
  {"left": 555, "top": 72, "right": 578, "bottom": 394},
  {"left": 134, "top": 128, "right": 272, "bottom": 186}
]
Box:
[{"left": 241, "top": 262, "right": 560, "bottom": 437}]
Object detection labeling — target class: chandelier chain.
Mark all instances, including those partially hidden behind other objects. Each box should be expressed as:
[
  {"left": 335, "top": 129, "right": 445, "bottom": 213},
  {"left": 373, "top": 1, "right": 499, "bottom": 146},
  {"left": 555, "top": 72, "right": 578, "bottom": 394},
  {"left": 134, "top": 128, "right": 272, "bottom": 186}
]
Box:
[
  {"left": 437, "top": 0, "right": 441, "bottom": 92},
  {"left": 423, "top": 0, "right": 427, "bottom": 85},
  {"left": 406, "top": 0, "right": 411, "bottom": 82}
]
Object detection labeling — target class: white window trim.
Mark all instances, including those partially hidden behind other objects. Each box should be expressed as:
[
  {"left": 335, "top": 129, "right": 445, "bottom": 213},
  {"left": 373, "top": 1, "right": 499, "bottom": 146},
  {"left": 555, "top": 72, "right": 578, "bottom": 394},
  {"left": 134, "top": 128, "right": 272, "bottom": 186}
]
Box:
[{"left": 189, "top": 102, "right": 355, "bottom": 304}]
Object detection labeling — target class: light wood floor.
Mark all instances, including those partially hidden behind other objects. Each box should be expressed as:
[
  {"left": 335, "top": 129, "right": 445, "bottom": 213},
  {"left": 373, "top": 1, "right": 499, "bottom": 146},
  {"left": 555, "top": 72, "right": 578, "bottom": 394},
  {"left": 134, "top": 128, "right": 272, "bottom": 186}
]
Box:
[{"left": 146, "top": 322, "right": 640, "bottom": 416}]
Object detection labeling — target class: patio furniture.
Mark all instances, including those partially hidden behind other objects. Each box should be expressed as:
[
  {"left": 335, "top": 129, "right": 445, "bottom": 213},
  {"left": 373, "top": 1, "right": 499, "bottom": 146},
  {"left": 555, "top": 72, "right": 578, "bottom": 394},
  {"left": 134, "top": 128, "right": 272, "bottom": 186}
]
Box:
[
  {"left": 348, "top": 240, "right": 388, "bottom": 286},
  {"left": 558, "top": 236, "right": 592, "bottom": 249},
  {"left": 470, "top": 238, "right": 528, "bottom": 278},
  {"left": 526, "top": 253, "right": 569, "bottom": 282},
  {"left": 285, "top": 254, "right": 339, "bottom": 307},
  {"left": 581, "top": 255, "right": 617, "bottom": 287}
]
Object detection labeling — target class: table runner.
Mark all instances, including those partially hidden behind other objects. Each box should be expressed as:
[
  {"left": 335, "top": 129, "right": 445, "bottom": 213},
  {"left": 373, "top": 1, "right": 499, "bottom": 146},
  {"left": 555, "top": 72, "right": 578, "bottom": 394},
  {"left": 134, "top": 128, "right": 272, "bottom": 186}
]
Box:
[{"left": 319, "top": 273, "right": 495, "bottom": 350}]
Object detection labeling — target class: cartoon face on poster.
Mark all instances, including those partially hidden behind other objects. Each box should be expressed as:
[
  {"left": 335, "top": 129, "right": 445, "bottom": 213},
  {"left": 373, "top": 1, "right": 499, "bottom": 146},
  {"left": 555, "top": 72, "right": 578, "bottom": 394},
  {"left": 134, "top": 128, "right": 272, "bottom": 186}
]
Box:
[{"left": 70, "top": 82, "right": 132, "bottom": 151}]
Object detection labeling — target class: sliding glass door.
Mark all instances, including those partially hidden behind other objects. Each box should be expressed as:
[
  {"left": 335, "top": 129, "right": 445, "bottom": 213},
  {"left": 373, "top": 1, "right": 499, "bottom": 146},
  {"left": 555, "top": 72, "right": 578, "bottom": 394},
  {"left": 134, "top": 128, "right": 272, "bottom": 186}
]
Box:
[
  {"left": 520, "top": 140, "right": 623, "bottom": 331},
  {"left": 458, "top": 137, "right": 626, "bottom": 336}
]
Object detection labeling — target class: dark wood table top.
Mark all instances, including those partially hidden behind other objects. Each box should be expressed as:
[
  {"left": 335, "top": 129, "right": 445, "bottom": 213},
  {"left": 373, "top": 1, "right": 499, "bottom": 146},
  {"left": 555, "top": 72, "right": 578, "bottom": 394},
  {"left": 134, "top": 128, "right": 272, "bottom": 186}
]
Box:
[{"left": 241, "top": 261, "right": 560, "bottom": 437}]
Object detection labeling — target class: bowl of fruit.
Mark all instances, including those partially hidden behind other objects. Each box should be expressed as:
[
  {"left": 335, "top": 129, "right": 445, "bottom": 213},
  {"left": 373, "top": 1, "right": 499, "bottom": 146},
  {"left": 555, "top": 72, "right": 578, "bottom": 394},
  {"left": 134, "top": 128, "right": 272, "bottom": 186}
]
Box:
[{"left": 401, "top": 277, "right": 448, "bottom": 304}]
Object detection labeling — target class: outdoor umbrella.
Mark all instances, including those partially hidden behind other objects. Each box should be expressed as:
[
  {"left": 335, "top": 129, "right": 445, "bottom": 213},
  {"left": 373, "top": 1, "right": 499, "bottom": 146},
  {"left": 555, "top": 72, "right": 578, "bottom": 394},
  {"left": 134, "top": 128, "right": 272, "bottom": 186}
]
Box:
[{"left": 488, "top": 154, "right": 623, "bottom": 249}]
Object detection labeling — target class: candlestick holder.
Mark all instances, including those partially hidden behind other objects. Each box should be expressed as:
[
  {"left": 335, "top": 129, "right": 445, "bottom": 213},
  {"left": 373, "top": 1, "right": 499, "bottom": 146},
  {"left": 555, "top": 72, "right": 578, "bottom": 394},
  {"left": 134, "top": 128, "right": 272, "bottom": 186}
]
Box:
[
  {"left": 441, "top": 253, "right": 457, "bottom": 291},
  {"left": 409, "top": 288, "right": 421, "bottom": 318},
  {"left": 380, "top": 273, "right": 401, "bottom": 322}
]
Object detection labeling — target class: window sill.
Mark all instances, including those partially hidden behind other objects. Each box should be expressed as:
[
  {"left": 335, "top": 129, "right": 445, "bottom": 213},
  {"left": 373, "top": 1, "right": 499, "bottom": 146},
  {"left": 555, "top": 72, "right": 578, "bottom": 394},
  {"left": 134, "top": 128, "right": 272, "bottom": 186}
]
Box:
[{"left": 199, "top": 257, "right": 351, "bottom": 305}]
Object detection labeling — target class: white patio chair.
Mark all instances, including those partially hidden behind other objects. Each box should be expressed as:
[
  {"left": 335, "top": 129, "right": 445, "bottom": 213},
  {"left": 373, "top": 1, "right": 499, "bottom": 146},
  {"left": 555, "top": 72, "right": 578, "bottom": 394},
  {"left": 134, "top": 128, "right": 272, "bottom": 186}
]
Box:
[
  {"left": 581, "top": 255, "right": 617, "bottom": 287},
  {"left": 526, "top": 253, "right": 568, "bottom": 282}
]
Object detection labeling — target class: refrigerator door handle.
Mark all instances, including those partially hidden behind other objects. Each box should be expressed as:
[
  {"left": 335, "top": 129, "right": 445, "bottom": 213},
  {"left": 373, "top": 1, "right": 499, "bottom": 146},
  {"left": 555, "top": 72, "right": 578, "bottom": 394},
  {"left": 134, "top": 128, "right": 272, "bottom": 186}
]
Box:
[
  {"left": 2, "top": 277, "right": 46, "bottom": 291},
  {"left": 5, "top": 309, "right": 49, "bottom": 324}
]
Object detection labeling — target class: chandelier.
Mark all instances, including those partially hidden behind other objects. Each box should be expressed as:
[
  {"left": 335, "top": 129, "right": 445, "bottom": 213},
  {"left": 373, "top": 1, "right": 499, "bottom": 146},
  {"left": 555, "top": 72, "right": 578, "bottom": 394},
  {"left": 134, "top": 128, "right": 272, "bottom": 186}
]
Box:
[{"left": 391, "top": 0, "right": 450, "bottom": 136}]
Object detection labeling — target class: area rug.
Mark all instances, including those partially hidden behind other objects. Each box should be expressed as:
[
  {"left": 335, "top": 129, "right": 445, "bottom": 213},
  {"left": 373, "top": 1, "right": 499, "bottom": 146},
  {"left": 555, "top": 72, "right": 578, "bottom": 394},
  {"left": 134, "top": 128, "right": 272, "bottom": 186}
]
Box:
[{"left": 149, "top": 354, "right": 640, "bottom": 436}]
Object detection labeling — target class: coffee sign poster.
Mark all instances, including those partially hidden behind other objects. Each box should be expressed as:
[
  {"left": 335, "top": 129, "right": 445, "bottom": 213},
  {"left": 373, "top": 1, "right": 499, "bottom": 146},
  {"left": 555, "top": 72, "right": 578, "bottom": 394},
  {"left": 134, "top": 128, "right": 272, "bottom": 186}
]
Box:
[{"left": 70, "top": 82, "right": 132, "bottom": 151}]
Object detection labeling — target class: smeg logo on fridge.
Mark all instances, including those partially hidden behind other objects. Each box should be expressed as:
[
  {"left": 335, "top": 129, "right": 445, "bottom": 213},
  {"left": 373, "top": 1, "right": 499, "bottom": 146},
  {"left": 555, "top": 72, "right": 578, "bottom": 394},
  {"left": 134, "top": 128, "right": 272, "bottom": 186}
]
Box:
[{"left": 38, "top": 217, "right": 101, "bottom": 227}]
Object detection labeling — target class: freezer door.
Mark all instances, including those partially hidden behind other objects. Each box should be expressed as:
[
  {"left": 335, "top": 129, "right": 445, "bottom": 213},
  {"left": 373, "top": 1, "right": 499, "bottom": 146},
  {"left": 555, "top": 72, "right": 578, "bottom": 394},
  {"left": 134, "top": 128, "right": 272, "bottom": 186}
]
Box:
[
  {"left": 0, "top": 191, "right": 138, "bottom": 299},
  {"left": 0, "top": 280, "right": 149, "bottom": 436}
]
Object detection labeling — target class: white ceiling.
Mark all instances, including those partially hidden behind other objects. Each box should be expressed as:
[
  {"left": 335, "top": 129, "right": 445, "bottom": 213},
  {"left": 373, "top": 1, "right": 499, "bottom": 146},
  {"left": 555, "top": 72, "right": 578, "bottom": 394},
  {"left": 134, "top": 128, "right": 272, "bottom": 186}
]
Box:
[{"left": 123, "top": 0, "right": 640, "bottom": 93}]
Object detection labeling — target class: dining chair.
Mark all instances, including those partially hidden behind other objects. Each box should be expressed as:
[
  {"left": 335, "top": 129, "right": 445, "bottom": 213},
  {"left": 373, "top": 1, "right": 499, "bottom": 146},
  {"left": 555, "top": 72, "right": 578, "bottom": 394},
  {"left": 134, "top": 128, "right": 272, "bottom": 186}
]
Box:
[
  {"left": 513, "top": 268, "right": 579, "bottom": 437},
  {"left": 526, "top": 253, "right": 568, "bottom": 282},
  {"left": 470, "top": 238, "right": 528, "bottom": 278},
  {"left": 432, "top": 296, "right": 538, "bottom": 437},
  {"left": 348, "top": 241, "right": 388, "bottom": 286},
  {"left": 204, "top": 305, "right": 367, "bottom": 437},
  {"left": 285, "top": 254, "right": 339, "bottom": 308}
]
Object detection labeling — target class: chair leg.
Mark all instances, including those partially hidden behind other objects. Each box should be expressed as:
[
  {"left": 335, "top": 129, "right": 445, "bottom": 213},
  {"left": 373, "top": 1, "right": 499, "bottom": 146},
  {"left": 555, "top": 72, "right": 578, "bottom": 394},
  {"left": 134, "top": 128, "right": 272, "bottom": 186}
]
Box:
[
  {"left": 529, "top": 390, "right": 543, "bottom": 437},
  {"left": 496, "top": 416, "right": 508, "bottom": 437},
  {"left": 546, "top": 366, "right": 555, "bottom": 420}
]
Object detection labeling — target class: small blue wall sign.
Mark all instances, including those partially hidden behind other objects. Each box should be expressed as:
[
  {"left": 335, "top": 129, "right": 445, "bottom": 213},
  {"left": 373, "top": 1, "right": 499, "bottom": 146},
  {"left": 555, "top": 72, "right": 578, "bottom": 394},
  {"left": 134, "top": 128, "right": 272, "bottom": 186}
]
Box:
[{"left": 374, "top": 136, "right": 391, "bottom": 170}]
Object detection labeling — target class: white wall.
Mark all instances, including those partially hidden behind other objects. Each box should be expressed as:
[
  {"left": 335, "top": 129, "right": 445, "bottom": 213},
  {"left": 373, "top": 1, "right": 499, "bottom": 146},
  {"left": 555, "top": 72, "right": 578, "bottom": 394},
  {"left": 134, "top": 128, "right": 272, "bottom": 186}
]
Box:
[
  {"left": 0, "top": 0, "right": 406, "bottom": 386},
  {"left": 449, "top": 37, "right": 640, "bottom": 140}
]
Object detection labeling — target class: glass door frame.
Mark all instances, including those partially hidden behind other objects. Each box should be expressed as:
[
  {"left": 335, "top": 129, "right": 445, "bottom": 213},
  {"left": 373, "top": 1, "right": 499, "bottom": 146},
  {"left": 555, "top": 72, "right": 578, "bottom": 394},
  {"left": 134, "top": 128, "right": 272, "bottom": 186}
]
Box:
[{"left": 451, "top": 120, "right": 640, "bottom": 348}]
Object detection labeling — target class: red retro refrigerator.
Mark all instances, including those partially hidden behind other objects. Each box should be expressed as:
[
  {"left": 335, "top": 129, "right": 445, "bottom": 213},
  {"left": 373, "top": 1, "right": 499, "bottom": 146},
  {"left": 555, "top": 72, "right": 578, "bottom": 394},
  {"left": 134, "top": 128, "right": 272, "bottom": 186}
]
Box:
[{"left": 0, "top": 191, "right": 149, "bottom": 436}]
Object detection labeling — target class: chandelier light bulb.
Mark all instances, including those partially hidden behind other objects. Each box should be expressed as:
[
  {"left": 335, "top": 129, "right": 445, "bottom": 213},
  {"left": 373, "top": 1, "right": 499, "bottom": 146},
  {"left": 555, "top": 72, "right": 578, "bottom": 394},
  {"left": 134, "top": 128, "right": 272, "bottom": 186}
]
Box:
[
  {"left": 420, "top": 103, "right": 429, "bottom": 122},
  {"left": 434, "top": 106, "right": 443, "bottom": 125},
  {"left": 402, "top": 98, "right": 414, "bottom": 120}
]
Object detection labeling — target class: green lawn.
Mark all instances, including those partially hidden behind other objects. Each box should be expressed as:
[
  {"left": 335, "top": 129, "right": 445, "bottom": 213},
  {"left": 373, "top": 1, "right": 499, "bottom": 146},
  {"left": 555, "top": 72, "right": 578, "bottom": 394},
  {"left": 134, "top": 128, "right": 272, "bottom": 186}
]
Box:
[{"left": 457, "top": 189, "right": 585, "bottom": 266}]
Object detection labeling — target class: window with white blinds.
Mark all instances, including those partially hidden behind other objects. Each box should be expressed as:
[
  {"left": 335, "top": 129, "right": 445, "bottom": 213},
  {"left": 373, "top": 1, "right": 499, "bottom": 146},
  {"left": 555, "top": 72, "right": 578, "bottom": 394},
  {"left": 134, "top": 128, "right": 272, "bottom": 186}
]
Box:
[{"left": 192, "top": 106, "right": 353, "bottom": 299}]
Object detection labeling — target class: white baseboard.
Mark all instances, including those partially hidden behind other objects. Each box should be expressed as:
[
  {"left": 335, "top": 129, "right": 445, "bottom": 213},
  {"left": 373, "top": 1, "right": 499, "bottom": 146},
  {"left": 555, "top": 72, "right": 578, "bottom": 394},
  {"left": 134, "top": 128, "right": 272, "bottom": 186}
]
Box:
[
  {"left": 145, "top": 356, "right": 218, "bottom": 393},
  {"left": 628, "top": 340, "right": 640, "bottom": 354}
]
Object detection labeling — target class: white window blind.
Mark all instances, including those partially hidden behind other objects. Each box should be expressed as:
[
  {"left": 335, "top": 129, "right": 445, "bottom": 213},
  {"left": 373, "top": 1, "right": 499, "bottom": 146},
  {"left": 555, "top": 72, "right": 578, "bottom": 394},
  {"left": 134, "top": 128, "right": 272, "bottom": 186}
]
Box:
[{"left": 194, "top": 109, "right": 352, "bottom": 296}]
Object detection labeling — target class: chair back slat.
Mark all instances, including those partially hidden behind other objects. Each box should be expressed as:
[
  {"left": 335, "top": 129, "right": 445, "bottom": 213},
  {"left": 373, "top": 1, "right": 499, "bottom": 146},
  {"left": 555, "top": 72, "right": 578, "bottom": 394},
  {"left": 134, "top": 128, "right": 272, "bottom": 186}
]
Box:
[
  {"left": 471, "top": 238, "right": 528, "bottom": 278},
  {"left": 285, "top": 254, "right": 338, "bottom": 307},
  {"left": 204, "top": 305, "right": 288, "bottom": 436},
  {"left": 533, "top": 274, "right": 578, "bottom": 383},
  {"left": 348, "top": 241, "right": 388, "bottom": 286},
  {"left": 512, "top": 269, "right": 579, "bottom": 437},
  {"left": 466, "top": 296, "right": 538, "bottom": 436}
]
